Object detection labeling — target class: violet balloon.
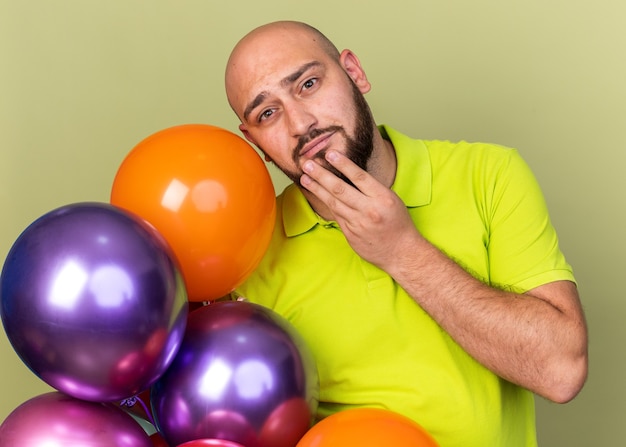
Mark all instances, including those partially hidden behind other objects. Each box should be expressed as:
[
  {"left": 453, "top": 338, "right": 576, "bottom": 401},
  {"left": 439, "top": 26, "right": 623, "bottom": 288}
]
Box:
[
  {"left": 0, "top": 202, "right": 188, "bottom": 402},
  {"left": 151, "top": 301, "right": 319, "bottom": 447},
  {"left": 0, "top": 392, "right": 153, "bottom": 447}
]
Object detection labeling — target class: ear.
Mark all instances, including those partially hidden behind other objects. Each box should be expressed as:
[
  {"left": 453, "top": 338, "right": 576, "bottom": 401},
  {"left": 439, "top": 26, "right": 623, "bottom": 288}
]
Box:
[
  {"left": 239, "top": 123, "right": 257, "bottom": 146},
  {"left": 239, "top": 124, "right": 273, "bottom": 163},
  {"left": 339, "top": 49, "right": 371, "bottom": 94}
]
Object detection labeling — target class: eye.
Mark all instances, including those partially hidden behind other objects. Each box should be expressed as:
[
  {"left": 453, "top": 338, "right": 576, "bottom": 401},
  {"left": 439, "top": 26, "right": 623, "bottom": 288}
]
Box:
[
  {"left": 302, "top": 78, "right": 318, "bottom": 91},
  {"left": 258, "top": 108, "right": 274, "bottom": 122}
]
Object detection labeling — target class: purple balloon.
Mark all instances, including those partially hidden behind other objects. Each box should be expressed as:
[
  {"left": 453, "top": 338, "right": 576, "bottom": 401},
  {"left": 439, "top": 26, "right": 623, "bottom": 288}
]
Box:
[
  {"left": 0, "top": 392, "right": 152, "bottom": 446},
  {"left": 151, "top": 301, "right": 319, "bottom": 447},
  {"left": 0, "top": 202, "right": 188, "bottom": 402}
]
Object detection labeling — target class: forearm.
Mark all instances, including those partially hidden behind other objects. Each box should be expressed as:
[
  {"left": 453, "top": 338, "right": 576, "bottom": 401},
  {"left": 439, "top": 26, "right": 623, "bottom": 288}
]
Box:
[{"left": 385, "top": 232, "right": 588, "bottom": 403}]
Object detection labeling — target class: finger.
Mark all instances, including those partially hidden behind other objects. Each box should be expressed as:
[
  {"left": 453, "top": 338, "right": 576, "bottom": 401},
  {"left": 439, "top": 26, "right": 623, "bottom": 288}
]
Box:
[
  {"left": 300, "top": 160, "right": 362, "bottom": 213},
  {"left": 323, "top": 150, "right": 377, "bottom": 195}
]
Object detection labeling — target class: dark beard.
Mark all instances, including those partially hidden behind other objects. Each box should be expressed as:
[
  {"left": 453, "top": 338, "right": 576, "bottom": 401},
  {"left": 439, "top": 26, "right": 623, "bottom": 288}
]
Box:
[{"left": 260, "top": 79, "right": 376, "bottom": 187}]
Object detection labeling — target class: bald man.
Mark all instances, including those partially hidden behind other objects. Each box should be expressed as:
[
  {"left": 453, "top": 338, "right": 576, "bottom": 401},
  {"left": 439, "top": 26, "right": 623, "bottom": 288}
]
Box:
[{"left": 225, "top": 21, "right": 587, "bottom": 447}]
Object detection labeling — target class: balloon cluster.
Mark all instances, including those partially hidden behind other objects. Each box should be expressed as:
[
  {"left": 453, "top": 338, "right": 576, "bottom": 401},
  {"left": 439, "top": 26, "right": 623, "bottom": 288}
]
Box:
[
  {"left": 1, "top": 124, "right": 321, "bottom": 447},
  {"left": 1, "top": 123, "right": 437, "bottom": 446}
]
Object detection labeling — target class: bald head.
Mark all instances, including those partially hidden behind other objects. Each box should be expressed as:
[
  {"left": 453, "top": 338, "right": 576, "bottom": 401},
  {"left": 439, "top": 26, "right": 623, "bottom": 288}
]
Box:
[{"left": 225, "top": 21, "right": 341, "bottom": 119}]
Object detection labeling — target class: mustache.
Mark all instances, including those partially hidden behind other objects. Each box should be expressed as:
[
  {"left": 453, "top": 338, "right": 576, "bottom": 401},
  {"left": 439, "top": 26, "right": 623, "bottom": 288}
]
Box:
[{"left": 293, "top": 126, "right": 344, "bottom": 157}]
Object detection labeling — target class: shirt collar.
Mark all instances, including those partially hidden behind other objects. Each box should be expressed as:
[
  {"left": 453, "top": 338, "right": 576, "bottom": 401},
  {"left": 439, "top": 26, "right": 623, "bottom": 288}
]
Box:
[
  {"left": 282, "top": 183, "right": 322, "bottom": 237},
  {"left": 381, "top": 125, "right": 432, "bottom": 208},
  {"left": 282, "top": 124, "right": 432, "bottom": 237}
]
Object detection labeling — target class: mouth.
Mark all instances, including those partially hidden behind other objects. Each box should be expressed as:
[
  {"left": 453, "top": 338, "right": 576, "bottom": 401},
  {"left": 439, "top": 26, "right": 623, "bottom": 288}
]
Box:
[{"left": 299, "top": 131, "right": 335, "bottom": 159}]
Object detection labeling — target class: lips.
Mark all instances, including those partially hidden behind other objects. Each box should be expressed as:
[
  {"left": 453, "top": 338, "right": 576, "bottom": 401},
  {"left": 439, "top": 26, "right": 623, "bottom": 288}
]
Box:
[{"left": 299, "top": 132, "right": 334, "bottom": 159}]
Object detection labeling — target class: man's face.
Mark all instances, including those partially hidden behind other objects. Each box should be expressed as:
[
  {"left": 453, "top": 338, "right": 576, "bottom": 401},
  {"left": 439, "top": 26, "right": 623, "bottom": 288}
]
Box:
[{"left": 226, "top": 29, "right": 375, "bottom": 185}]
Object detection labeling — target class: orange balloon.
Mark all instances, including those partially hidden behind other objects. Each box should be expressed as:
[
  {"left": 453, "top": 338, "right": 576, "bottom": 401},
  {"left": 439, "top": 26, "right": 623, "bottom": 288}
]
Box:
[
  {"left": 296, "top": 408, "right": 439, "bottom": 447},
  {"left": 111, "top": 124, "right": 276, "bottom": 302}
]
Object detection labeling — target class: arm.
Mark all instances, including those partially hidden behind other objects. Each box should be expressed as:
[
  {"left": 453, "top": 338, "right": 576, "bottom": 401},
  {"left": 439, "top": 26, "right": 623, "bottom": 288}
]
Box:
[{"left": 300, "top": 150, "right": 588, "bottom": 403}]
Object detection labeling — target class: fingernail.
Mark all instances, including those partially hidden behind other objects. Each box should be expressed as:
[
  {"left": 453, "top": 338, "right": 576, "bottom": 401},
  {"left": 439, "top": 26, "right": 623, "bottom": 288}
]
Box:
[
  {"left": 326, "top": 150, "right": 338, "bottom": 162},
  {"left": 303, "top": 161, "right": 314, "bottom": 173}
]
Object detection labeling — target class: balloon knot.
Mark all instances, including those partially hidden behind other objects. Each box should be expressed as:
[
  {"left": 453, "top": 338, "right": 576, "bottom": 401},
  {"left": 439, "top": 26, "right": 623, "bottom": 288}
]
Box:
[
  {"left": 120, "top": 394, "right": 156, "bottom": 426},
  {"left": 120, "top": 396, "right": 138, "bottom": 407}
]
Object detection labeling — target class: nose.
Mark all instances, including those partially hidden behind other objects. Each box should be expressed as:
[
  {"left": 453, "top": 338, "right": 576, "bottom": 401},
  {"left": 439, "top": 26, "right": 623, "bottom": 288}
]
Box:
[{"left": 285, "top": 100, "right": 317, "bottom": 138}]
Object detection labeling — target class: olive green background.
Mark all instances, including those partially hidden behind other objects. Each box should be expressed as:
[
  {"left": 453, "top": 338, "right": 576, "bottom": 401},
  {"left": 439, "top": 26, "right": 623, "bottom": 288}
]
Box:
[{"left": 1, "top": 1, "right": 624, "bottom": 445}]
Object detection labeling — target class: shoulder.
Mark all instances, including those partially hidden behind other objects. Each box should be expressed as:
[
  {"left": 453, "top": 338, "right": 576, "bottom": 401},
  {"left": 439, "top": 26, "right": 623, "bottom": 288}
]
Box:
[{"left": 381, "top": 124, "right": 521, "bottom": 170}]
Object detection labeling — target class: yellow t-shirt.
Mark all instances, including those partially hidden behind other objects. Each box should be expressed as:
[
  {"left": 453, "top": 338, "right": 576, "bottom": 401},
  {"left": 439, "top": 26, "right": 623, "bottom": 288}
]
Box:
[{"left": 236, "top": 125, "right": 575, "bottom": 447}]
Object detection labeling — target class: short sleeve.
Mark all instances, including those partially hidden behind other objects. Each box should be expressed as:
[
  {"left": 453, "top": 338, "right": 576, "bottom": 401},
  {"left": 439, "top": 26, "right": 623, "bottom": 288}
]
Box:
[{"left": 486, "top": 150, "right": 575, "bottom": 292}]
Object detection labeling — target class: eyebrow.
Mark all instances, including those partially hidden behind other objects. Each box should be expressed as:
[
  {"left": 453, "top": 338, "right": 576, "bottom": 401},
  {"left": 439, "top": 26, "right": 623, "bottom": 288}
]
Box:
[
  {"left": 243, "top": 92, "right": 267, "bottom": 123},
  {"left": 242, "top": 61, "right": 322, "bottom": 122}
]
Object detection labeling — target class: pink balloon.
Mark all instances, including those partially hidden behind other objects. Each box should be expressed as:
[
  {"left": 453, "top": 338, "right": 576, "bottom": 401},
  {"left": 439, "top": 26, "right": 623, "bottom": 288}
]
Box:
[
  {"left": 177, "top": 440, "right": 246, "bottom": 447},
  {"left": 0, "top": 392, "right": 152, "bottom": 447}
]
